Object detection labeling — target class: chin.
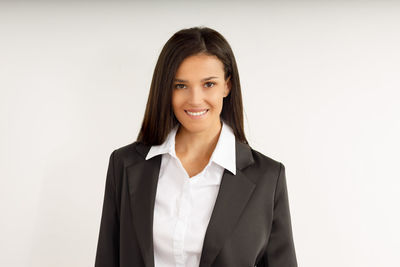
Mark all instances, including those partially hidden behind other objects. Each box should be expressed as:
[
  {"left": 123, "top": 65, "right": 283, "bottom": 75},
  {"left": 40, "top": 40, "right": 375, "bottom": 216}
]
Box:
[
  {"left": 177, "top": 118, "right": 206, "bottom": 130},
  {"left": 180, "top": 122, "right": 208, "bottom": 133}
]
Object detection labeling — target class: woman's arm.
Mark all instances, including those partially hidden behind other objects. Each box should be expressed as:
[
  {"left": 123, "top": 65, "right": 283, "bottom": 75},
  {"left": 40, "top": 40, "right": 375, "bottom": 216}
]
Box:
[
  {"left": 95, "top": 150, "right": 120, "bottom": 267},
  {"left": 259, "top": 163, "right": 298, "bottom": 267}
]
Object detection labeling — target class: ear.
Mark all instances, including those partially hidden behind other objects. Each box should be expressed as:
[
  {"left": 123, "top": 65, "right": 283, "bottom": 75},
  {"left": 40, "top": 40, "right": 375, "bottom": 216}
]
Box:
[{"left": 223, "top": 76, "right": 232, "bottom": 98}]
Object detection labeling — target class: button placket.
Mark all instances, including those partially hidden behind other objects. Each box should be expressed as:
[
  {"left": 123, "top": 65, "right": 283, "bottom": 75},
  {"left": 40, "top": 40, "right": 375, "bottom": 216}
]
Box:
[{"left": 173, "top": 173, "right": 192, "bottom": 266}]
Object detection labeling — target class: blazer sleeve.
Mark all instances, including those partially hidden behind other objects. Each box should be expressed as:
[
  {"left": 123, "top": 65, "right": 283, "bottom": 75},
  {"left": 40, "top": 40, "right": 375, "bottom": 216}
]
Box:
[
  {"left": 260, "top": 163, "right": 298, "bottom": 267},
  {"left": 95, "top": 150, "right": 120, "bottom": 267}
]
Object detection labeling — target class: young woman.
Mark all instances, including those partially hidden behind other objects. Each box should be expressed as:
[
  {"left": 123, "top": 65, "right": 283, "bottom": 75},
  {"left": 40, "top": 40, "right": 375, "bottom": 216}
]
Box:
[{"left": 95, "top": 26, "right": 298, "bottom": 267}]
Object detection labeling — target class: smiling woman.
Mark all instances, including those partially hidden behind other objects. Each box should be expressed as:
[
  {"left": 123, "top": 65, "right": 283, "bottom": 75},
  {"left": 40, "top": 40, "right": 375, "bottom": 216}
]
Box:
[{"left": 95, "top": 26, "right": 298, "bottom": 267}]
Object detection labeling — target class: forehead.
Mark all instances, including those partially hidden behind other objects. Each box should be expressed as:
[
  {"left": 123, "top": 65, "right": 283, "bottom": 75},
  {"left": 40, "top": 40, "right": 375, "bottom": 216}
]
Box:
[{"left": 175, "top": 54, "right": 224, "bottom": 78}]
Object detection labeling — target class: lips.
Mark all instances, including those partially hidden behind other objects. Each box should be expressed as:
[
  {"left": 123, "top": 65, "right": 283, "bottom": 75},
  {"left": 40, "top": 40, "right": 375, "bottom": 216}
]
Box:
[
  {"left": 185, "top": 108, "right": 209, "bottom": 112},
  {"left": 185, "top": 109, "right": 209, "bottom": 117}
]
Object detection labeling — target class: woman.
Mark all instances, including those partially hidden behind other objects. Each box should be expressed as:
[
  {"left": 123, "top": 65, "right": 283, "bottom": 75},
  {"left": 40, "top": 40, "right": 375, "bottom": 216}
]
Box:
[{"left": 95, "top": 26, "right": 298, "bottom": 267}]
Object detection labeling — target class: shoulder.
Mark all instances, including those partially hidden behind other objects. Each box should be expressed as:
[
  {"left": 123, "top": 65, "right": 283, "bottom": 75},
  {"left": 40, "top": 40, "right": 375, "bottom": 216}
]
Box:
[
  {"left": 251, "top": 146, "right": 282, "bottom": 167},
  {"left": 108, "top": 141, "right": 149, "bottom": 168},
  {"left": 245, "top": 144, "right": 285, "bottom": 181}
]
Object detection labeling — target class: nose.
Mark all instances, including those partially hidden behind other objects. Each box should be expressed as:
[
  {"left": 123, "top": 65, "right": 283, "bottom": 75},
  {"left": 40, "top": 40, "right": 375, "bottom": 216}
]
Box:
[{"left": 187, "top": 85, "right": 204, "bottom": 104}]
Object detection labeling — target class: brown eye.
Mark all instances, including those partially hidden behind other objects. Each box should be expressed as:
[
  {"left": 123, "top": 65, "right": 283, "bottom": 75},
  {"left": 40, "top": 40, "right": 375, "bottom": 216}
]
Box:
[
  {"left": 174, "top": 84, "right": 186, "bottom": 89},
  {"left": 205, "top": 82, "right": 215, "bottom": 88}
]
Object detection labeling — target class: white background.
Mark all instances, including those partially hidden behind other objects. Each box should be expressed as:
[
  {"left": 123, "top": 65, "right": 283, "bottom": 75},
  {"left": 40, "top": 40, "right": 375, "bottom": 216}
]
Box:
[{"left": 1, "top": 1, "right": 399, "bottom": 266}]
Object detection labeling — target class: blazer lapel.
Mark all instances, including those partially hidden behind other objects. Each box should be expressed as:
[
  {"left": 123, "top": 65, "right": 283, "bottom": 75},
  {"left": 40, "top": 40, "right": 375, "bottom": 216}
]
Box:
[
  {"left": 198, "top": 140, "right": 255, "bottom": 267},
  {"left": 127, "top": 139, "right": 255, "bottom": 267},
  {"left": 126, "top": 145, "right": 161, "bottom": 267}
]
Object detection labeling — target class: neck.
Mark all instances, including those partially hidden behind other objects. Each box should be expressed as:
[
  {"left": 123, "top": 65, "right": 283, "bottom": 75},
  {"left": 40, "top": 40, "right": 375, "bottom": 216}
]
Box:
[{"left": 175, "top": 119, "right": 223, "bottom": 158}]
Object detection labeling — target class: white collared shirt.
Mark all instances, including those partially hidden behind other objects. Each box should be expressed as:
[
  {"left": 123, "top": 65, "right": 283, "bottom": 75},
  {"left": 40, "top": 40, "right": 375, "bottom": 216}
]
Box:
[{"left": 145, "top": 119, "right": 236, "bottom": 267}]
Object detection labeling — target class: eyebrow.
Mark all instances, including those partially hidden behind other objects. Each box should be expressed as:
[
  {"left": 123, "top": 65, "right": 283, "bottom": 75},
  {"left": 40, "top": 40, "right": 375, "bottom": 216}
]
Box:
[{"left": 173, "top": 76, "right": 219, "bottom": 83}]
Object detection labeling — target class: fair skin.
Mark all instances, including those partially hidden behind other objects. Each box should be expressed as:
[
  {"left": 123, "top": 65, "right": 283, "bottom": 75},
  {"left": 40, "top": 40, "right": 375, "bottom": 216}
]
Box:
[{"left": 172, "top": 53, "right": 231, "bottom": 178}]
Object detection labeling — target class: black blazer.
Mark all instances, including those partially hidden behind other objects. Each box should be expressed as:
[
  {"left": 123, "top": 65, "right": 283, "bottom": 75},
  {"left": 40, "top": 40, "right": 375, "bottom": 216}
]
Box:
[{"left": 95, "top": 139, "right": 297, "bottom": 267}]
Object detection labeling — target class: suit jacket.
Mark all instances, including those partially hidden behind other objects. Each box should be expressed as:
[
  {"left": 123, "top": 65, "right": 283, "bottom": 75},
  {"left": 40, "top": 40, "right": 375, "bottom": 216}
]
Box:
[{"left": 95, "top": 139, "right": 298, "bottom": 267}]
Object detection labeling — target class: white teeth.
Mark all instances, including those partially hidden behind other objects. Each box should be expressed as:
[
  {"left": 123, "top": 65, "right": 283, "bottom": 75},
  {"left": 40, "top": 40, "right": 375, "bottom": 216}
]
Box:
[{"left": 186, "top": 109, "right": 207, "bottom": 116}]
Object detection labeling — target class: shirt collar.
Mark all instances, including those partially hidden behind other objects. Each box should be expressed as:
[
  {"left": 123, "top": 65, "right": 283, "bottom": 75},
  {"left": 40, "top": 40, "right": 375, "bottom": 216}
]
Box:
[{"left": 145, "top": 119, "right": 236, "bottom": 175}]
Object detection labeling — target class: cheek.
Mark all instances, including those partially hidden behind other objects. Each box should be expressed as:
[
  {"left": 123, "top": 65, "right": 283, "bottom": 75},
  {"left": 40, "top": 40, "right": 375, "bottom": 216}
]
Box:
[
  {"left": 172, "top": 91, "right": 184, "bottom": 111},
  {"left": 209, "top": 92, "right": 224, "bottom": 108}
]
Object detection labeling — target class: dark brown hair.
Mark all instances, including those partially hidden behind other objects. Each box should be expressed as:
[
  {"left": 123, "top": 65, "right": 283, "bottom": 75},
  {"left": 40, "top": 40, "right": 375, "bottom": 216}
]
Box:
[{"left": 136, "top": 26, "right": 248, "bottom": 145}]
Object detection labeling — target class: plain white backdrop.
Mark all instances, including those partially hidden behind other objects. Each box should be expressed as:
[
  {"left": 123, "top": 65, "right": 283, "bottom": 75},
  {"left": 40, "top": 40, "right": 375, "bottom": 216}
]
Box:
[{"left": 1, "top": 1, "right": 399, "bottom": 266}]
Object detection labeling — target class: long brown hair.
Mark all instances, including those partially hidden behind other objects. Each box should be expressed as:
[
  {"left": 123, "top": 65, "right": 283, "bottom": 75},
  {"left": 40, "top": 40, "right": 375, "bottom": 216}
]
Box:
[{"left": 136, "top": 26, "right": 248, "bottom": 145}]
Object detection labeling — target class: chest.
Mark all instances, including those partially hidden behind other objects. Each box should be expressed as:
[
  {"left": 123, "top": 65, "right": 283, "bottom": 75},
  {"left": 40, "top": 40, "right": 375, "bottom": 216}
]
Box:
[
  {"left": 176, "top": 152, "right": 211, "bottom": 178},
  {"left": 152, "top": 155, "right": 225, "bottom": 266}
]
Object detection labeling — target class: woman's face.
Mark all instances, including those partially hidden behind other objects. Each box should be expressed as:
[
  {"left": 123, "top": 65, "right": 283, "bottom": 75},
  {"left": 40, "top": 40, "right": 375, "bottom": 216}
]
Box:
[{"left": 172, "top": 53, "right": 231, "bottom": 135}]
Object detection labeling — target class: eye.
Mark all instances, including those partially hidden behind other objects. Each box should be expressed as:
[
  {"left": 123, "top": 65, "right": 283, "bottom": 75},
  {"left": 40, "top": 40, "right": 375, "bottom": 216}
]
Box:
[
  {"left": 204, "top": 82, "right": 216, "bottom": 88},
  {"left": 174, "top": 84, "right": 186, "bottom": 89}
]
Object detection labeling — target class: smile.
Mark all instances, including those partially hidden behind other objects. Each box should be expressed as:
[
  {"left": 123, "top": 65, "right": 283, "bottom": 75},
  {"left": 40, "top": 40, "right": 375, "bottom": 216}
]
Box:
[{"left": 185, "top": 109, "right": 209, "bottom": 118}]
